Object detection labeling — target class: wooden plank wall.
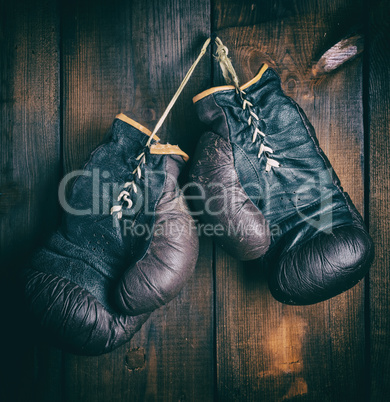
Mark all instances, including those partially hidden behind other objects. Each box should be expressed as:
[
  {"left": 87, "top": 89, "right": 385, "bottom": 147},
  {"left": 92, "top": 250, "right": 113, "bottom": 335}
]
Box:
[
  {"left": 368, "top": 0, "right": 390, "bottom": 399},
  {"left": 0, "top": 0, "right": 388, "bottom": 401},
  {"left": 0, "top": 1, "right": 61, "bottom": 401}
]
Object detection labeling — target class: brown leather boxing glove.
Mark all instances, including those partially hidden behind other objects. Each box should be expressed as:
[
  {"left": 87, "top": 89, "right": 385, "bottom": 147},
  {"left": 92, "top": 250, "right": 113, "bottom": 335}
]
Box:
[
  {"left": 190, "top": 39, "right": 373, "bottom": 304},
  {"left": 22, "top": 114, "right": 198, "bottom": 355}
]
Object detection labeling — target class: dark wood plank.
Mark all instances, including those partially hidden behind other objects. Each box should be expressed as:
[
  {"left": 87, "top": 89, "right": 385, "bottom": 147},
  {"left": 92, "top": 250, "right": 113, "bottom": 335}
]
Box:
[
  {"left": 212, "top": 0, "right": 367, "bottom": 400},
  {"left": 60, "top": 0, "right": 214, "bottom": 401},
  {"left": 0, "top": 0, "right": 61, "bottom": 401},
  {"left": 213, "top": 0, "right": 293, "bottom": 31},
  {"left": 368, "top": 0, "right": 390, "bottom": 399}
]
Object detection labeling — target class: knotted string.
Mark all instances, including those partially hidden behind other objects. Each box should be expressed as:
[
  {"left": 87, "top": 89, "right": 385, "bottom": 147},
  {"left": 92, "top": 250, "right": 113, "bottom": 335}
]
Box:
[
  {"left": 146, "top": 35, "right": 247, "bottom": 146},
  {"left": 214, "top": 36, "right": 241, "bottom": 92}
]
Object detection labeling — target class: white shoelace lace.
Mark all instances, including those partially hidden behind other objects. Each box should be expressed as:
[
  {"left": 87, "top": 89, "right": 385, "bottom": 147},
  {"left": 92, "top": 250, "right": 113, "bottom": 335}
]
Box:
[
  {"left": 214, "top": 37, "right": 280, "bottom": 173},
  {"left": 112, "top": 37, "right": 280, "bottom": 219},
  {"left": 111, "top": 37, "right": 212, "bottom": 219}
]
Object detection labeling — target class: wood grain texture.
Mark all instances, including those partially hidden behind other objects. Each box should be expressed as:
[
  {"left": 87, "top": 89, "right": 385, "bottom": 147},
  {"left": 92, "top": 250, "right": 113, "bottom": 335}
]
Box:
[
  {"left": 0, "top": 0, "right": 60, "bottom": 272},
  {"left": 2, "top": 0, "right": 389, "bottom": 400},
  {"left": 59, "top": 0, "right": 214, "bottom": 401},
  {"left": 212, "top": 0, "right": 367, "bottom": 400},
  {"left": 368, "top": 0, "right": 390, "bottom": 399},
  {"left": 0, "top": 0, "right": 61, "bottom": 401}
]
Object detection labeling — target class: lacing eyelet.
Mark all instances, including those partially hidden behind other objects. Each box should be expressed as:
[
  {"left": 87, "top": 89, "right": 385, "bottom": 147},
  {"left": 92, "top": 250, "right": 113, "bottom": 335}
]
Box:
[
  {"left": 110, "top": 150, "right": 147, "bottom": 219},
  {"left": 239, "top": 91, "right": 280, "bottom": 172}
]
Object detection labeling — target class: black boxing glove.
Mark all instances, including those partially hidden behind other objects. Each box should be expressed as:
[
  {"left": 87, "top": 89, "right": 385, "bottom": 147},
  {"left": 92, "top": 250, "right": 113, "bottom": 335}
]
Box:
[
  {"left": 22, "top": 114, "right": 198, "bottom": 355},
  {"left": 190, "top": 62, "right": 373, "bottom": 305}
]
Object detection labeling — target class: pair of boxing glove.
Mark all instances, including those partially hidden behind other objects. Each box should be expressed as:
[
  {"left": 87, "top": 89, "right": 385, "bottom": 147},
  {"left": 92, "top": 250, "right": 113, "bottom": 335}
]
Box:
[{"left": 22, "top": 64, "right": 373, "bottom": 356}]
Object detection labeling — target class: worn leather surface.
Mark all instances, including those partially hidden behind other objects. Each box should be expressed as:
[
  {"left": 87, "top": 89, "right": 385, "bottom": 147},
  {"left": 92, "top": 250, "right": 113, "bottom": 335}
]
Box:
[
  {"left": 190, "top": 132, "right": 270, "bottom": 260},
  {"left": 116, "top": 156, "right": 199, "bottom": 314},
  {"left": 22, "top": 116, "right": 198, "bottom": 355},
  {"left": 191, "top": 65, "right": 374, "bottom": 304}
]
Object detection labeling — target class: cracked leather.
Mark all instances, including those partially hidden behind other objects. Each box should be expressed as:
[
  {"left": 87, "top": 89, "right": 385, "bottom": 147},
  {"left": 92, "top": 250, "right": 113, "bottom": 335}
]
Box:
[
  {"left": 22, "top": 116, "right": 199, "bottom": 355},
  {"left": 190, "top": 65, "right": 374, "bottom": 305}
]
